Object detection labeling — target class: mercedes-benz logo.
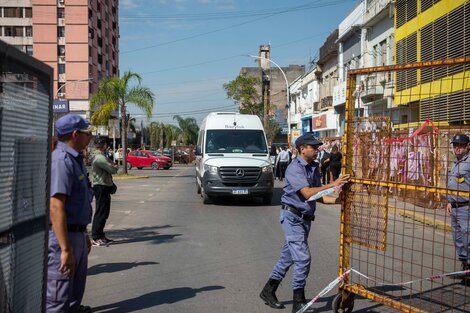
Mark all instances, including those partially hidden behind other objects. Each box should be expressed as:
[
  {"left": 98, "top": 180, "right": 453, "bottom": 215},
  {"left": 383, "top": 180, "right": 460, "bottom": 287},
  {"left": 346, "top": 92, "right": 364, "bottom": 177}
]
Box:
[{"left": 235, "top": 169, "right": 245, "bottom": 177}]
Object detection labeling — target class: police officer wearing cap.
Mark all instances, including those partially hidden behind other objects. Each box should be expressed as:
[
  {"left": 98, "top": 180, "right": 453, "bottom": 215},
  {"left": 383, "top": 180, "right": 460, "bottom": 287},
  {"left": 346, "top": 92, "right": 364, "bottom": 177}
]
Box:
[
  {"left": 447, "top": 133, "right": 470, "bottom": 285},
  {"left": 48, "top": 114, "right": 94, "bottom": 312},
  {"left": 260, "top": 133, "right": 350, "bottom": 312}
]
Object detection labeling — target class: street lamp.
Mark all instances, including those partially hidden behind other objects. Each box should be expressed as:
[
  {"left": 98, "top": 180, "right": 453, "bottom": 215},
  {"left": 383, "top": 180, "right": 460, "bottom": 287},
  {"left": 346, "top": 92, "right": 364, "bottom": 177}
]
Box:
[
  {"left": 56, "top": 77, "right": 93, "bottom": 98},
  {"left": 248, "top": 55, "right": 291, "bottom": 143}
]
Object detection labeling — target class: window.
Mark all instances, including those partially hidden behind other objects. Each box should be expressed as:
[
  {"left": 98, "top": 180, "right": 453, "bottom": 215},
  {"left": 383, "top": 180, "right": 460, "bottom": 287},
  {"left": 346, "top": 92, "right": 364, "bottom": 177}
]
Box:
[
  {"left": 58, "top": 64, "right": 65, "bottom": 74},
  {"left": 25, "top": 26, "right": 32, "bottom": 37},
  {"left": 4, "top": 7, "right": 22, "bottom": 18},
  {"left": 58, "top": 45, "right": 65, "bottom": 56},
  {"left": 14, "top": 45, "right": 26, "bottom": 53},
  {"left": 57, "top": 8, "right": 65, "bottom": 18},
  {"left": 98, "top": 55, "right": 102, "bottom": 64},
  {"left": 24, "top": 7, "right": 32, "bottom": 18},
  {"left": 26, "top": 45, "right": 33, "bottom": 56},
  {"left": 14, "top": 26, "right": 23, "bottom": 37},
  {"left": 4, "top": 26, "right": 13, "bottom": 37},
  {"left": 97, "top": 36, "right": 102, "bottom": 47},
  {"left": 97, "top": 19, "right": 101, "bottom": 29},
  {"left": 57, "top": 26, "right": 65, "bottom": 37}
]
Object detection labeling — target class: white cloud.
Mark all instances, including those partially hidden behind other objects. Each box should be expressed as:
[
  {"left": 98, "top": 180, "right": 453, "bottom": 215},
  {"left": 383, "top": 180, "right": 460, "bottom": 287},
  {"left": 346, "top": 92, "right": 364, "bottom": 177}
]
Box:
[{"left": 121, "top": 0, "right": 140, "bottom": 9}]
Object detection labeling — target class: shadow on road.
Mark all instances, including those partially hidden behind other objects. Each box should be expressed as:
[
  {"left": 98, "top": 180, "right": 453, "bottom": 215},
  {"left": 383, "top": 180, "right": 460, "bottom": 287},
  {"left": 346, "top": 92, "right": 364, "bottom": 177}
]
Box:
[
  {"left": 105, "top": 225, "right": 182, "bottom": 245},
  {"left": 91, "top": 285, "right": 225, "bottom": 312},
  {"left": 88, "top": 261, "right": 158, "bottom": 276},
  {"left": 207, "top": 187, "right": 284, "bottom": 207}
]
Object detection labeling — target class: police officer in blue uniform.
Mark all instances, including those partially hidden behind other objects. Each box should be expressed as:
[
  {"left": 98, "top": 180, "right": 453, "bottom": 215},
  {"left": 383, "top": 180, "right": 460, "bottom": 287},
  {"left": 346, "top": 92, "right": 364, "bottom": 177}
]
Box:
[
  {"left": 447, "top": 134, "right": 470, "bottom": 286},
  {"left": 260, "top": 133, "right": 350, "bottom": 313},
  {"left": 48, "top": 114, "right": 94, "bottom": 312}
]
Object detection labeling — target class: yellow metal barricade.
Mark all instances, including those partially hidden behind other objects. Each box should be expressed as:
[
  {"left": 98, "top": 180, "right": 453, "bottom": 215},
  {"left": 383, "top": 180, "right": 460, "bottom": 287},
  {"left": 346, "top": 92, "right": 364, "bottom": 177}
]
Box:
[{"left": 336, "top": 57, "right": 470, "bottom": 312}]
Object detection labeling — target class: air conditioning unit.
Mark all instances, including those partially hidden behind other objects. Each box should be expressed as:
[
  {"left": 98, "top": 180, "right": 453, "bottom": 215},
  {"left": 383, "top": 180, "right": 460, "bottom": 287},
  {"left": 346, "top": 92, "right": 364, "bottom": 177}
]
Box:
[
  {"left": 57, "top": 92, "right": 65, "bottom": 98},
  {"left": 58, "top": 18, "right": 65, "bottom": 26},
  {"left": 59, "top": 0, "right": 65, "bottom": 4},
  {"left": 59, "top": 55, "right": 65, "bottom": 62}
]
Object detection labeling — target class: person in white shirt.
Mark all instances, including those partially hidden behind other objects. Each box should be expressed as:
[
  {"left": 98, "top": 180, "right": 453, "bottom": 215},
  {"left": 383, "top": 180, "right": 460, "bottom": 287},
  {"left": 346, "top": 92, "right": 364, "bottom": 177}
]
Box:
[{"left": 276, "top": 146, "right": 290, "bottom": 181}]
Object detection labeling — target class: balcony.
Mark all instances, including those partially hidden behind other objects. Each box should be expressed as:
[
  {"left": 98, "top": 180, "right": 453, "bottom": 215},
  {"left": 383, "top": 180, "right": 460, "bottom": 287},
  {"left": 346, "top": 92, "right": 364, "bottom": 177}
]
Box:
[
  {"left": 320, "top": 96, "right": 333, "bottom": 110},
  {"left": 318, "top": 29, "right": 338, "bottom": 65},
  {"left": 363, "top": 0, "right": 391, "bottom": 26}
]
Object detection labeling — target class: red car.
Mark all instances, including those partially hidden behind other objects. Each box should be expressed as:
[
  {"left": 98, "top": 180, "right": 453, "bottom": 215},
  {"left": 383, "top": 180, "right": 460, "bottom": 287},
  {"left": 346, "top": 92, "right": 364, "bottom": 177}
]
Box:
[{"left": 126, "top": 150, "right": 172, "bottom": 170}]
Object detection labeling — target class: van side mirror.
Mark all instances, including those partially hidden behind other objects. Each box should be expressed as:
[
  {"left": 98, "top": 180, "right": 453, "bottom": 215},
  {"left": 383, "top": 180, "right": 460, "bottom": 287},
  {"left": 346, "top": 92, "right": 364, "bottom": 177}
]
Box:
[{"left": 195, "top": 146, "right": 202, "bottom": 156}]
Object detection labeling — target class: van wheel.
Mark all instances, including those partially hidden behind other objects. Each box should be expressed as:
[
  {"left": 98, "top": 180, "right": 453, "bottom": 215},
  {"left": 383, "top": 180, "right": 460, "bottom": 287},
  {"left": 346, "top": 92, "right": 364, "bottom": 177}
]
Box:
[
  {"left": 262, "top": 194, "right": 272, "bottom": 205},
  {"left": 151, "top": 162, "right": 159, "bottom": 170},
  {"left": 201, "top": 188, "right": 212, "bottom": 204}
]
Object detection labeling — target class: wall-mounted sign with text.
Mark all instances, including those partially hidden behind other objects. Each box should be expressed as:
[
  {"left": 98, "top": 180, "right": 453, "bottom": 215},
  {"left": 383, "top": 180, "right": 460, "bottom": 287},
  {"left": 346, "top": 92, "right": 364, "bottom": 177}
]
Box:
[{"left": 53, "top": 99, "right": 69, "bottom": 113}]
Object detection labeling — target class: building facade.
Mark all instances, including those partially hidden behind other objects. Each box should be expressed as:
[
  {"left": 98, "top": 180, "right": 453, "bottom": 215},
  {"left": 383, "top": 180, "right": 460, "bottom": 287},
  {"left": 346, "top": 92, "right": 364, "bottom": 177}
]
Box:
[
  {"left": 0, "top": 0, "right": 119, "bottom": 118},
  {"left": 394, "top": 0, "right": 469, "bottom": 124}
]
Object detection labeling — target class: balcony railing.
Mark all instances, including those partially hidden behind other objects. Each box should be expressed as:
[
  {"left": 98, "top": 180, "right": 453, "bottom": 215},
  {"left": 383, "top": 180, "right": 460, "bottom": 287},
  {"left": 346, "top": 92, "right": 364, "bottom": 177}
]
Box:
[{"left": 320, "top": 96, "right": 333, "bottom": 110}]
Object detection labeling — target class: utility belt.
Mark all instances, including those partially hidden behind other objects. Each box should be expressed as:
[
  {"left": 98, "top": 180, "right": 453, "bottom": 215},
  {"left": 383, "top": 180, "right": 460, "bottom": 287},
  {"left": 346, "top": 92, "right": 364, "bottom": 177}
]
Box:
[
  {"left": 450, "top": 201, "right": 469, "bottom": 208},
  {"left": 282, "top": 205, "right": 315, "bottom": 221}
]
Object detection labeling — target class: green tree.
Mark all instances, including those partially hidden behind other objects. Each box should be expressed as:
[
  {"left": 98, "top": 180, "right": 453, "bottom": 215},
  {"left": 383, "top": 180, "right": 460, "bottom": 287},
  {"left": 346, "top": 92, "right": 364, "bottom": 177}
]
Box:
[
  {"left": 90, "top": 70, "right": 156, "bottom": 174},
  {"left": 173, "top": 115, "right": 199, "bottom": 145},
  {"left": 264, "top": 117, "right": 281, "bottom": 145},
  {"left": 223, "top": 75, "right": 264, "bottom": 116}
]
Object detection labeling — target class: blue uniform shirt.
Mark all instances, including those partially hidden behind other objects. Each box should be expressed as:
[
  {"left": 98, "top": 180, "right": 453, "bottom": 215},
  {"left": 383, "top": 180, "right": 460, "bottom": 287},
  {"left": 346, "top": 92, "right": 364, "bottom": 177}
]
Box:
[
  {"left": 281, "top": 156, "right": 321, "bottom": 215},
  {"left": 448, "top": 151, "right": 470, "bottom": 203},
  {"left": 50, "top": 141, "right": 93, "bottom": 225}
]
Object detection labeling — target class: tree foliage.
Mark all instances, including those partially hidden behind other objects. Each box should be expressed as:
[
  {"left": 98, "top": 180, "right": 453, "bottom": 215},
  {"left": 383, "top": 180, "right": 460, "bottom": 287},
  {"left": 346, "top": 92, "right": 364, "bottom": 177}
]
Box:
[
  {"left": 90, "top": 70, "right": 156, "bottom": 174},
  {"left": 223, "top": 75, "right": 264, "bottom": 116},
  {"left": 173, "top": 115, "right": 199, "bottom": 145}
]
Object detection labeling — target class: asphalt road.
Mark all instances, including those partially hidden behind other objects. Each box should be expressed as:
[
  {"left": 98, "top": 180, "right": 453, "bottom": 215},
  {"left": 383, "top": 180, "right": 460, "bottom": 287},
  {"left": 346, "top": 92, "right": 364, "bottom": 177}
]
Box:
[{"left": 82, "top": 165, "right": 394, "bottom": 313}]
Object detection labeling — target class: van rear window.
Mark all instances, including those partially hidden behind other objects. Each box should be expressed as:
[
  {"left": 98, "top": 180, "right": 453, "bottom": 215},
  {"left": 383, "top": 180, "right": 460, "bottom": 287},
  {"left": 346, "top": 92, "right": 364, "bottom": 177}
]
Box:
[{"left": 205, "top": 130, "right": 267, "bottom": 154}]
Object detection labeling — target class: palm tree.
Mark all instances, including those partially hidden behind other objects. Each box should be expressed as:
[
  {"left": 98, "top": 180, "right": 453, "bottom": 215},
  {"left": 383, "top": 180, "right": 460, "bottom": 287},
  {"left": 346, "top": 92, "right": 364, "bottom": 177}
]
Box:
[
  {"left": 173, "top": 115, "right": 199, "bottom": 145},
  {"left": 90, "top": 70, "right": 155, "bottom": 173}
]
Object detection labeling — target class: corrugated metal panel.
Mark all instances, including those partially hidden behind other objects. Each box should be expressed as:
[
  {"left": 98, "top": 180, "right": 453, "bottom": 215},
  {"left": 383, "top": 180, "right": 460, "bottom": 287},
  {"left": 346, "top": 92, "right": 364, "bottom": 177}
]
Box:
[
  {"left": 421, "top": 23, "right": 433, "bottom": 83},
  {"left": 420, "top": 89, "right": 470, "bottom": 122},
  {"left": 0, "top": 40, "right": 51, "bottom": 313}
]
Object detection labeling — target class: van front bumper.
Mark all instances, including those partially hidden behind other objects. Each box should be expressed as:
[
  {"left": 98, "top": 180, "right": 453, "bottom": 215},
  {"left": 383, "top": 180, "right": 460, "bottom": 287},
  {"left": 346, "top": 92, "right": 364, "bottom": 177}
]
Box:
[{"left": 202, "top": 171, "right": 274, "bottom": 197}]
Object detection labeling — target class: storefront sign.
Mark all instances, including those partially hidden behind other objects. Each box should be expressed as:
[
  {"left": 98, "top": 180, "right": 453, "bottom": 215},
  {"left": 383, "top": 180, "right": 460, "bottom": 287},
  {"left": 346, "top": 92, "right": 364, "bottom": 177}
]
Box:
[
  {"left": 53, "top": 99, "right": 69, "bottom": 113},
  {"left": 312, "top": 114, "right": 327, "bottom": 129}
]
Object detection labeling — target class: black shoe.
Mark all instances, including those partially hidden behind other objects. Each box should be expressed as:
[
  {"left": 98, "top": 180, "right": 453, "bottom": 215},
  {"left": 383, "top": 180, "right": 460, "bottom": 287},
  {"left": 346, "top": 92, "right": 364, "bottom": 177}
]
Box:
[
  {"left": 260, "top": 279, "right": 285, "bottom": 309},
  {"left": 292, "top": 289, "right": 315, "bottom": 313}
]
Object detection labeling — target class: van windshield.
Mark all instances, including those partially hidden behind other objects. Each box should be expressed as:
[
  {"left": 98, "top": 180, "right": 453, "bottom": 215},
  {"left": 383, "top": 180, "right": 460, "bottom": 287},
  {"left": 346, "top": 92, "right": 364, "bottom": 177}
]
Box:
[{"left": 205, "top": 130, "right": 268, "bottom": 154}]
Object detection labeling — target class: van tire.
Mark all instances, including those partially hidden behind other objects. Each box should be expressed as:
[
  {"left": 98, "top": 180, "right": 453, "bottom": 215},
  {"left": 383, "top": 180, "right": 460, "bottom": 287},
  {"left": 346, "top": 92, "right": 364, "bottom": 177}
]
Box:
[
  {"left": 262, "top": 194, "right": 272, "bottom": 205},
  {"left": 201, "top": 188, "right": 212, "bottom": 204}
]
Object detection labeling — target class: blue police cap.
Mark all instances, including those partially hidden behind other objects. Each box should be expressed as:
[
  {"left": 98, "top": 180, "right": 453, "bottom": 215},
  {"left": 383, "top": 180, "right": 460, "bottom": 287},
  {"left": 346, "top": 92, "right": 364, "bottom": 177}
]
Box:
[
  {"left": 295, "top": 132, "right": 323, "bottom": 150},
  {"left": 451, "top": 134, "right": 470, "bottom": 145},
  {"left": 55, "top": 114, "right": 94, "bottom": 136}
]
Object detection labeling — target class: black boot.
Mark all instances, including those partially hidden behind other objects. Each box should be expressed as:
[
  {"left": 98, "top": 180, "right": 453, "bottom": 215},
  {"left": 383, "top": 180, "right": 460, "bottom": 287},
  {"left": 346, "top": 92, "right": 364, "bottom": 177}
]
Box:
[
  {"left": 260, "top": 279, "right": 285, "bottom": 309},
  {"left": 292, "top": 289, "right": 315, "bottom": 313}
]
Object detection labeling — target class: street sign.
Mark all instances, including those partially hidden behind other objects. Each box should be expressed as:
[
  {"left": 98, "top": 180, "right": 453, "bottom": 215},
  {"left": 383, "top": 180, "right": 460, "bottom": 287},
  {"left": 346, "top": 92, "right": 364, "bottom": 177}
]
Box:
[{"left": 53, "top": 99, "right": 69, "bottom": 113}]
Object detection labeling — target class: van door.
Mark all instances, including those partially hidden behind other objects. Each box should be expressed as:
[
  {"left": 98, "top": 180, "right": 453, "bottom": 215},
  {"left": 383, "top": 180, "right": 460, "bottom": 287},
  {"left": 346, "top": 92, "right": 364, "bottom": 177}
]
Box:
[{"left": 195, "top": 129, "right": 204, "bottom": 188}]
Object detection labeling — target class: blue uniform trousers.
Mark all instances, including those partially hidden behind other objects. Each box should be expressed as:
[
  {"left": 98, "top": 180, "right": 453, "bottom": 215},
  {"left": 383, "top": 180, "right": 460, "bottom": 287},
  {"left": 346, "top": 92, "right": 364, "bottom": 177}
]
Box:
[
  {"left": 270, "top": 210, "right": 312, "bottom": 290},
  {"left": 451, "top": 205, "right": 470, "bottom": 264},
  {"left": 47, "top": 230, "right": 88, "bottom": 313}
]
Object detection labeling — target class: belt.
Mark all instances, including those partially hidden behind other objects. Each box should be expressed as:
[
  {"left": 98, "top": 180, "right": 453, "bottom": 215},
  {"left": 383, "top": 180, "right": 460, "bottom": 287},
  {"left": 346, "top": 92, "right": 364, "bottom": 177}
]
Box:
[
  {"left": 67, "top": 224, "right": 87, "bottom": 232},
  {"left": 282, "top": 205, "right": 315, "bottom": 221},
  {"left": 450, "top": 201, "right": 469, "bottom": 208}
]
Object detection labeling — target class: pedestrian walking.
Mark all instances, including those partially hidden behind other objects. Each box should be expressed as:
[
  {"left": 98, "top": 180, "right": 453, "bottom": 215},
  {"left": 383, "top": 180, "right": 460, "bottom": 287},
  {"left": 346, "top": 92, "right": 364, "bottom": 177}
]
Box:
[
  {"left": 259, "top": 132, "right": 350, "bottom": 313},
  {"left": 446, "top": 133, "right": 470, "bottom": 285},
  {"left": 48, "top": 114, "right": 94, "bottom": 312},
  {"left": 276, "top": 146, "right": 290, "bottom": 181},
  {"left": 91, "top": 138, "right": 118, "bottom": 247},
  {"left": 318, "top": 147, "right": 331, "bottom": 185}
]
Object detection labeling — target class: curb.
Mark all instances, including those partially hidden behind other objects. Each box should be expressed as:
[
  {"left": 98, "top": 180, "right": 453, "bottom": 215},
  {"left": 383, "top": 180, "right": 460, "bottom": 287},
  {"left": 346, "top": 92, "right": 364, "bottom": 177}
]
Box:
[
  {"left": 113, "top": 175, "right": 149, "bottom": 180},
  {"left": 389, "top": 207, "right": 452, "bottom": 232}
]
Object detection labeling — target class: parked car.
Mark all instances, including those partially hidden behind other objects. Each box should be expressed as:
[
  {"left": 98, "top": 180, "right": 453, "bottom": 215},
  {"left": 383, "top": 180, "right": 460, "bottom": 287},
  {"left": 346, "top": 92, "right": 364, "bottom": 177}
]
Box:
[{"left": 126, "top": 150, "right": 172, "bottom": 170}]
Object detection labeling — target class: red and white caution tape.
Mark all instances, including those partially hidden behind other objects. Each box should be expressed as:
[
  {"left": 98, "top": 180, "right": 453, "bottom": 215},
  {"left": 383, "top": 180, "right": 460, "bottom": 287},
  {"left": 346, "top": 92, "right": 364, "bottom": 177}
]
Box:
[{"left": 295, "top": 267, "right": 470, "bottom": 313}]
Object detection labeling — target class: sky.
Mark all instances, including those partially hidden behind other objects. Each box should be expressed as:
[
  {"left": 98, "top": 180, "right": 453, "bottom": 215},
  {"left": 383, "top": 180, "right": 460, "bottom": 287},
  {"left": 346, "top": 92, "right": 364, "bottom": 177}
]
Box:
[{"left": 118, "top": 0, "right": 359, "bottom": 127}]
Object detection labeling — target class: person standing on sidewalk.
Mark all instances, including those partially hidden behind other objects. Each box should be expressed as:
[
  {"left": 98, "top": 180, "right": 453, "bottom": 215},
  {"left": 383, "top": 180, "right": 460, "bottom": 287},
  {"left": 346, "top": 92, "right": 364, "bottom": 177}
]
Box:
[
  {"left": 259, "top": 133, "right": 350, "bottom": 313},
  {"left": 48, "top": 114, "right": 94, "bottom": 312},
  {"left": 277, "top": 146, "right": 290, "bottom": 181},
  {"left": 91, "top": 138, "right": 118, "bottom": 247},
  {"left": 447, "top": 134, "right": 470, "bottom": 285}
]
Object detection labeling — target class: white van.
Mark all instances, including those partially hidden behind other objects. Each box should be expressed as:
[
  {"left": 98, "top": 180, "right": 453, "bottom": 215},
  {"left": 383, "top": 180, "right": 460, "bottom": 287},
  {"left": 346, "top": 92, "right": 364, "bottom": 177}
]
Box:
[{"left": 195, "top": 112, "right": 274, "bottom": 204}]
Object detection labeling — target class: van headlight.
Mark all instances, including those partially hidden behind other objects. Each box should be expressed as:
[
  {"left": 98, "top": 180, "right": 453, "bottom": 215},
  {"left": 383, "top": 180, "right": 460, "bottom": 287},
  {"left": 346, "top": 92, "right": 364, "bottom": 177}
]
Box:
[
  {"left": 204, "top": 164, "right": 218, "bottom": 174},
  {"left": 261, "top": 165, "right": 272, "bottom": 173}
]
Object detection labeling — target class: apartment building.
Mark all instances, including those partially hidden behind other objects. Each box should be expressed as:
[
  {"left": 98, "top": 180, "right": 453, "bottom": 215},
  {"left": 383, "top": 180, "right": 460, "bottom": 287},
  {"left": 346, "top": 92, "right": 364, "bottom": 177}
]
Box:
[
  {"left": 0, "top": 0, "right": 119, "bottom": 116},
  {"left": 394, "top": 0, "right": 469, "bottom": 124}
]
